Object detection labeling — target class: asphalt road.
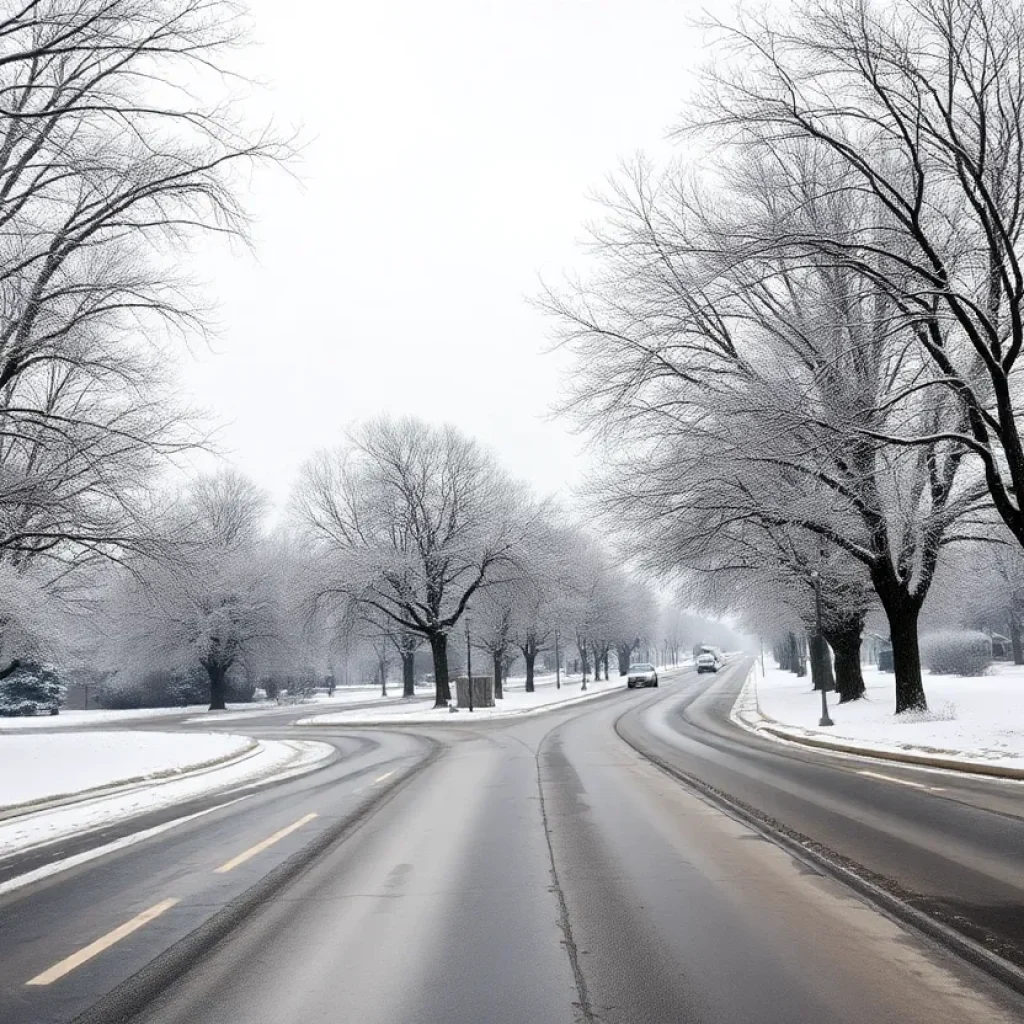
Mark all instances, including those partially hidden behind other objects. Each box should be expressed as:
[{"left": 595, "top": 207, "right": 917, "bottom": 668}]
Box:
[{"left": 2, "top": 663, "right": 1023, "bottom": 1023}]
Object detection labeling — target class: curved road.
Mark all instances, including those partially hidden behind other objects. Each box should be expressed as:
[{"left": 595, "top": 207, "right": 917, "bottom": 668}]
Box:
[{"left": 1, "top": 663, "right": 1023, "bottom": 1023}]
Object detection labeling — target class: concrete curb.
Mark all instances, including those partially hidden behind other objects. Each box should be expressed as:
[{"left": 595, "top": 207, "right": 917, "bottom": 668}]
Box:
[
  {"left": 731, "top": 667, "right": 1024, "bottom": 781},
  {"left": 0, "top": 737, "right": 261, "bottom": 821}
]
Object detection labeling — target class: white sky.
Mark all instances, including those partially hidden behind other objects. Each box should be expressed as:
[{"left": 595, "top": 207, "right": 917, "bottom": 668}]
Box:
[{"left": 183, "top": 0, "right": 705, "bottom": 508}]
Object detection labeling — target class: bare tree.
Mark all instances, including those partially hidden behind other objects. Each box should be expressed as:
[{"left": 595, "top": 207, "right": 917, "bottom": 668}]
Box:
[
  {"left": 544, "top": 152, "right": 988, "bottom": 711},
  {"left": 0, "top": 0, "right": 287, "bottom": 670},
  {"left": 293, "top": 417, "right": 531, "bottom": 708},
  {"left": 695, "top": 0, "right": 1024, "bottom": 550}
]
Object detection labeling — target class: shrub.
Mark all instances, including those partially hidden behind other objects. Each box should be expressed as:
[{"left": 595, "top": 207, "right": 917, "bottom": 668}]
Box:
[
  {"left": 99, "top": 667, "right": 207, "bottom": 709},
  {"left": 920, "top": 630, "right": 992, "bottom": 677},
  {"left": 98, "top": 665, "right": 256, "bottom": 708},
  {"left": 0, "top": 663, "right": 65, "bottom": 716}
]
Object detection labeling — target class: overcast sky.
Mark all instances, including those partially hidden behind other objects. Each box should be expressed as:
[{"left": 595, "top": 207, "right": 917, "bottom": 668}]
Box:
[{"left": 183, "top": 0, "right": 705, "bottom": 507}]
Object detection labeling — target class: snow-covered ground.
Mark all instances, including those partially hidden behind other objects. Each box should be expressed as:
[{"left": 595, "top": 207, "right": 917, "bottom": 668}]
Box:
[
  {"left": 0, "top": 735, "right": 333, "bottom": 861},
  {"left": 0, "top": 703, "right": 276, "bottom": 731},
  {"left": 736, "top": 661, "right": 1024, "bottom": 771},
  {"left": 0, "top": 685, "right": 407, "bottom": 731},
  {"left": 299, "top": 669, "right": 667, "bottom": 726},
  {"left": 0, "top": 731, "right": 254, "bottom": 809}
]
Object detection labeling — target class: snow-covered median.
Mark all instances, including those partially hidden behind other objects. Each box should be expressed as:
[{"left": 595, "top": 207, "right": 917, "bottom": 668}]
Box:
[
  {"left": 735, "top": 662, "right": 1024, "bottom": 773},
  {"left": 0, "top": 734, "right": 334, "bottom": 858},
  {"left": 298, "top": 671, "right": 647, "bottom": 725},
  {"left": 0, "top": 730, "right": 254, "bottom": 810}
]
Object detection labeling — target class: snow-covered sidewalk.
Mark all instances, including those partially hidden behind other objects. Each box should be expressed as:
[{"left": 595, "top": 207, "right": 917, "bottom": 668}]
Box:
[
  {"left": 734, "top": 661, "right": 1024, "bottom": 775},
  {"left": 0, "top": 731, "right": 255, "bottom": 811},
  {"left": 298, "top": 670, "right": 654, "bottom": 726}
]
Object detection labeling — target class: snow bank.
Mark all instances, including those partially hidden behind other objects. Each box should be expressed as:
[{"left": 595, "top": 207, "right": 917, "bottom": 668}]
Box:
[
  {"left": 0, "top": 737, "right": 333, "bottom": 859},
  {"left": 0, "top": 731, "right": 253, "bottom": 808},
  {"left": 740, "top": 662, "right": 1024, "bottom": 770}
]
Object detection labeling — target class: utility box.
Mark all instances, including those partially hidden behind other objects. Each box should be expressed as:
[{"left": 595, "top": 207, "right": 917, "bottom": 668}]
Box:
[{"left": 455, "top": 675, "right": 495, "bottom": 709}]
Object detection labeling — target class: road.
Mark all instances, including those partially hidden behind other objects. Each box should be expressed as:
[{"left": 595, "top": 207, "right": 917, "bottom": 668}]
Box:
[{"left": 2, "top": 662, "right": 1024, "bottom": 1023}]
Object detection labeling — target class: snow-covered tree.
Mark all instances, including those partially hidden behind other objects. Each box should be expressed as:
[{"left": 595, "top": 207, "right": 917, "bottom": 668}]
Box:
[
  {"left": 103, "top": 470, "right": 284, "bottom": 710},
  {"left": 695, "top": 0, "right": 1024, "bottom": 552},
  {"left": 544, "top": 151, "right": 986, "bottom": 712},
  {"left": 293, "top": 417, "right": 532, "bottom": 707}
]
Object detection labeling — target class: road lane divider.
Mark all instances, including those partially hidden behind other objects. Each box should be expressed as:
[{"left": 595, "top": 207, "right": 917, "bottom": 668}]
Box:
[
  {"left": 214, "top": 812, "right": 318, "bottom": 874},
  {"left": 373, "top": 771, "right": 395, "bottom": 784},
  {"left": 27, "top": 898, "right": 179, "bottom": 986},
  {"left": 857, "top": 770, "right": 944, "bottom": 791}
]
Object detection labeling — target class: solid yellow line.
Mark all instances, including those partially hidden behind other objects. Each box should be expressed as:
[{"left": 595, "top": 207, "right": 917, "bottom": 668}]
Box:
[
  {"left": 214, "top": 812, "right": 318, "bottom": 874},
  {"left": 373, "top": 771, "right": 395, "bottom": 784},
  {"left": 27, "top": 898, "right": 179, "bottom": 986}
]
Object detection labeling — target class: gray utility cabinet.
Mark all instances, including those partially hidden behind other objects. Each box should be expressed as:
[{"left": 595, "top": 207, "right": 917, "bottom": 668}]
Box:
[{"left": 455, "top": 675, "right": 495, "bottom": 709}]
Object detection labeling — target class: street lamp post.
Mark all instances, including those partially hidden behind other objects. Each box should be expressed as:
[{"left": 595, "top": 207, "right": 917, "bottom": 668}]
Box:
[
  {"left": 465, "top": 616, "right": 474, "bottom": 713},
  {"left": 810, "top": 570, "right": 833, "bottom": 727},
  {"left": 555, "top": 629, "right": 560, "bottom": 690}
]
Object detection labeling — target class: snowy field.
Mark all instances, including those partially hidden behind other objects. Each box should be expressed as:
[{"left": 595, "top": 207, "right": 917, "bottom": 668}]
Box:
[
  {"left": 0, "top": 731, "right": 254, "bottom": 809},
  {"left": 299, "top": 669, "right": 671, "bottom": 725},
  {"left": 738, "top": 662, "right": 1024, "bottom": 770}
]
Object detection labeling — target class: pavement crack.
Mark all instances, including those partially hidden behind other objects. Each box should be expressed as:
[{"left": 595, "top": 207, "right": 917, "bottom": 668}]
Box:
[{"left": 535, "top": 744, "right": 597, "bottom": 1024}]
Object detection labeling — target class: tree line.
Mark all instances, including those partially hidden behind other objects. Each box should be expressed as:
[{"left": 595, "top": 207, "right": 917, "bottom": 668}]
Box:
[
  {"left": 90, "top": 417, "right": 681, "bottom": 710},
  {"left": 544, "top": 0, "right": 1024, "bottom": 713}
]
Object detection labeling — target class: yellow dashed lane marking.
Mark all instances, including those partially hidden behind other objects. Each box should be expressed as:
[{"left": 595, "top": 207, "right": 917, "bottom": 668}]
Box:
[
  {"left": 214, "top": 812, "right": 319, "bottom": 874},
  {"left": 27, "top": 898, "right": 179, "bottom": 986}
]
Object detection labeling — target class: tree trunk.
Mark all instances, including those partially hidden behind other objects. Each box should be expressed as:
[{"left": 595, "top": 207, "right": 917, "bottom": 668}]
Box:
[
  {"left": 877, "top": 590, "right": 927, "bottom": 713},
  {"left": 493, "top": 650, "right": 503, "bottom": 699},
  {"left": 402, "top": 651, "right": 415, "bottom": 697},
  {"left": 617, "top": 643, "right": 631, "bottom": 675},
  {"left": 789, "top": 632, "right": 805, "bottom": 677},
  {"left": 428, "top": 632, "right": 451, "bottom": 707},
  {"left": 824, "top": 623, "right": 865, "bottom": 703},
  {"left": 206, "top": 662, "right": 227, "bottom": 711},
  {"left": 524, "top": 650, "right": 536, "bottom": 692},
  {"left": 1010, "top": 607, "right": 1023, "bottom": 666},
  {"left": 808, "top": 628, "right": 834, "bottom": 692}
]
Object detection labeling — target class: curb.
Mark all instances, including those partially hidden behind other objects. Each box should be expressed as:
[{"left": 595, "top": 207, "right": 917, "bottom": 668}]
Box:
[
  {"left": 732, "top": 668, "right": 1024, "bottom": 782},
  {"left": 0, "top": 737, "right": 261, "bottom": 821}
]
